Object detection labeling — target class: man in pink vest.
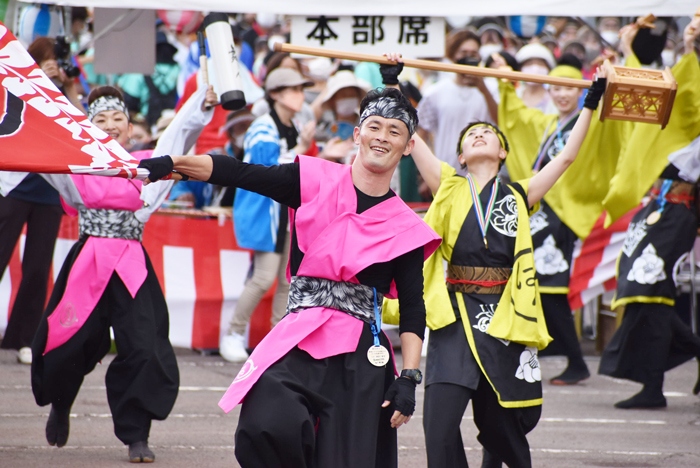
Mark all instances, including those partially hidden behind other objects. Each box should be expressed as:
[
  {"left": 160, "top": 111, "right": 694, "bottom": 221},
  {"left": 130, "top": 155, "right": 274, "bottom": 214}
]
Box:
[{"left": 140, "top": 87, "right": 441, "bottom": 468}]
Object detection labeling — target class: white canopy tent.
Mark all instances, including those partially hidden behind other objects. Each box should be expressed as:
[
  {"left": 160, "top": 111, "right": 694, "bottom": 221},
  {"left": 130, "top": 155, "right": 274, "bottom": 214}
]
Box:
[{"left": 38, "top": 0, "right": 700, "bottom": 17}]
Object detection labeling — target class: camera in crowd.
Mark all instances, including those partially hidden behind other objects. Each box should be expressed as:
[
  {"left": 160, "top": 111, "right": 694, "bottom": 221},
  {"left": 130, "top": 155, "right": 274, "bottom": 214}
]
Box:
[{"left": 54, "top": 36, "right": 80, "bottom": 79}]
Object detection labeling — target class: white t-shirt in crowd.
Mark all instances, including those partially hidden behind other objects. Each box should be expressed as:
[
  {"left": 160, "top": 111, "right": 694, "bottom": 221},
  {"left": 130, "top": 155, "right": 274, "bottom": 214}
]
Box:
[{"left": 417, "top": 79, "right": 493, "bottom": 173}]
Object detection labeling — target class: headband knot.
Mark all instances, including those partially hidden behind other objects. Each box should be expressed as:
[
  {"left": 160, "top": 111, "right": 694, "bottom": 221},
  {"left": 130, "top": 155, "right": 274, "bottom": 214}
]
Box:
[{"left": 88, "top": 95, "right": 128, "bottom": 121}]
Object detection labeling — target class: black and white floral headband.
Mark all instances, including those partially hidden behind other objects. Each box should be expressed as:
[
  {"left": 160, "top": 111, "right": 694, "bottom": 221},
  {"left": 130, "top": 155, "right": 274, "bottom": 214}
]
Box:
[
  {"left": 87, "top": 95, "right": 129, "bottom": 121},
  {"left": 359, "top": 96, "right": 417, "bottom": 136}
]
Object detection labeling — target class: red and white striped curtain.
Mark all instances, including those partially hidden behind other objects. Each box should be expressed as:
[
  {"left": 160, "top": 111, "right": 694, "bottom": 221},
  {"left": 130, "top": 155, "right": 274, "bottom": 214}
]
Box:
[{"left": 0, "top": 214, "right": 276, "bottom": 350}]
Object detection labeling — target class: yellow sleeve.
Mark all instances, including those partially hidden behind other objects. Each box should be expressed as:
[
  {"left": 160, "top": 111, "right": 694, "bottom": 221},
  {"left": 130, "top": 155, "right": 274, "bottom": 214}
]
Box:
[
  {"left": 624, "top": 54, "right": 642, "bottom": 68},
  {"left": 498, "top": 80, "right": 557, "bottom": 182},
  {"left": 546, "top": 113, "right": 632, "bottom": 239},
  {"left": 603, "top": 53, "right": 700, "bottom": 226}
]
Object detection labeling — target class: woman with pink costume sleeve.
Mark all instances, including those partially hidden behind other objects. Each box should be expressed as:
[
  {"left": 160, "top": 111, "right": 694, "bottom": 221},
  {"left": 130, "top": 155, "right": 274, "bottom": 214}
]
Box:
[{"left": 31, "top": 84, "right": 217, "bottom": 463}]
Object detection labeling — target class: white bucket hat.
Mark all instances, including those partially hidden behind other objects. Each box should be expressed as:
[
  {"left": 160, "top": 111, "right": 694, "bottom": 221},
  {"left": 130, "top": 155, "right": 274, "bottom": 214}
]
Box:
[{"left": 515, "top": 43, "right": 556, "bottom": 70}]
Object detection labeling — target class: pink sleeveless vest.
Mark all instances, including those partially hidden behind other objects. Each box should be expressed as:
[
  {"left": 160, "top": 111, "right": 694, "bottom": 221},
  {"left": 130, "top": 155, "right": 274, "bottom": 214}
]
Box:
[
  {"left": 44, "top": 151, "right": 153, "bottom": 354},
  {"left": 218, "top": 156, "right": 441, "bottom": 412}
]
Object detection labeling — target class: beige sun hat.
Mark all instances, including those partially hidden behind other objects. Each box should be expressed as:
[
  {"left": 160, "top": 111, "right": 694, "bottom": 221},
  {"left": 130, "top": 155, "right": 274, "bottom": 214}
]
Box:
[
  {"left": 321, "top": 70, "right": 369, "bottom": 103},
  {"left": 264, "top": 68, "right": 314, "bottom": 92}
]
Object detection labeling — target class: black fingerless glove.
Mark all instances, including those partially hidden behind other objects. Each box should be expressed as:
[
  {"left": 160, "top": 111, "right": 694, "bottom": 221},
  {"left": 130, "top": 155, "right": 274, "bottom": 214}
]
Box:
[
  {"left": 384, "top": 377, "right": 416, "bottom": 416},
  {"left": 583, "top": 77, "right": 607, "bottom": 110},
  {"left": 138, "top": 156, "right": 174, "bottom": 182},
  {"left": 380, "top": 61, "right": 404, "bottom": 86}
]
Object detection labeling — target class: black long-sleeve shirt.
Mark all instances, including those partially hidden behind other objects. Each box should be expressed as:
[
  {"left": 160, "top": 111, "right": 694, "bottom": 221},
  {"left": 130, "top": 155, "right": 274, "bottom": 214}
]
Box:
[{"left": 208, "top": 154, "right": 426, "bottom": 338}]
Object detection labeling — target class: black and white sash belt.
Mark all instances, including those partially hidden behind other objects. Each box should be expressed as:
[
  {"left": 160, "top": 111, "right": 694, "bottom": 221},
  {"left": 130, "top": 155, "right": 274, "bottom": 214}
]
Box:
[
  {"left": 286, "top": 276, "right": 383, "bottom": 324},
  {"left": 79, "top": 207, "right": 144, "bottom": 241}
]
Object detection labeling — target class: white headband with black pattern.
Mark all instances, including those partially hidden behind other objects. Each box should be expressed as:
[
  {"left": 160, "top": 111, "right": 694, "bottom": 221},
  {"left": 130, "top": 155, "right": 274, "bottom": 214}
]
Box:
[
  {"left": 87, "top": 96, "right": 128, "bottom": 121},
  {"left": 359, "top": 96, "right": 417, "bottom": 135}
]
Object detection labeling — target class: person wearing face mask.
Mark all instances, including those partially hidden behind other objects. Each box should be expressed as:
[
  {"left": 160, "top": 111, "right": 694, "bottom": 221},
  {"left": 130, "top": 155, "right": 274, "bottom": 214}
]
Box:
[
  {"left": 221, "top": 109, "right": 256, "bottom": 161},
  {"left": 0, "top": 37, "right": 84, "bottom": 365},
  {"left": 251, "top": 52, "right": 316, "bottom": 127},
  {"left": 495, "top": 54, "right": 630, "bottom": 388},
  {"left": 417, "top": 31, "right": 497, "bottom": 175},
  {"left": 310, "top": 70, "right": 368, "bottom": 162},
  {"left": 514, "top": 43, "right": 557, "bottom": 114},
  {"left": 30, "top": 84, "right": 218, "bottom": 462},
  {"left": 218, "top": 68, "right": 316, "bottom": 363},
  {"left": 598, "top": 17, "right": 622, "bottom": 50},
  {"left": 477, "top": 20, "right": 507, "bottom": 63}
]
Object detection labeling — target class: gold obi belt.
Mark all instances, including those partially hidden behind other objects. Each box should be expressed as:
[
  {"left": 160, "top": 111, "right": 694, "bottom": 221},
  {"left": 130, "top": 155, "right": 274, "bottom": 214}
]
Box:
[{"left": 445, "top": 264, "right": 511, "bottom": 295}]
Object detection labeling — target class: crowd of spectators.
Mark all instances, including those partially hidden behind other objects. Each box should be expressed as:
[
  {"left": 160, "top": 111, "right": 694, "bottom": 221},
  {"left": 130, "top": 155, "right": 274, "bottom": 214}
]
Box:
[{"left": 42, "top": 9, "right": 699, "bottom": 208}]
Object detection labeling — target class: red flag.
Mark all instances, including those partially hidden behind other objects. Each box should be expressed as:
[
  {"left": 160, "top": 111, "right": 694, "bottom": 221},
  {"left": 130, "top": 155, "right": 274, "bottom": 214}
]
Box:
[{"left": 0, "top": 22, "right": 145, "bottom": 179}]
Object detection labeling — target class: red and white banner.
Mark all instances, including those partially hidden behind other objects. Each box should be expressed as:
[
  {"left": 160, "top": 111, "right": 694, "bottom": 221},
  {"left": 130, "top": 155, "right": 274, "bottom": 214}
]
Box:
[
  {"left": 0, "top": 22, "right": 146, "bottom": 179},
  {"left": 0, "top": 213, "right": 276, "bottom": 350},
  {"left": 568, "top": 206, "right": 642, "bottom": 310}
]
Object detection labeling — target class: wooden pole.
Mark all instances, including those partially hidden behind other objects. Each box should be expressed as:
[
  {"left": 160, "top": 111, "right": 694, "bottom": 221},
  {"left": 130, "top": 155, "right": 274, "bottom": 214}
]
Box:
[{"left": 274, "top": 43, "right": 593, "bottom": 89}]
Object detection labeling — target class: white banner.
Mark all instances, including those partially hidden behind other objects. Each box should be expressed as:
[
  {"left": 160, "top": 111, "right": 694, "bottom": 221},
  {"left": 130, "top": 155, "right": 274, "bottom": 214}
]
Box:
[
  {"left": 39, "top": 0, "right": 699, "bottom": 17},
  {"left": 291, "top": 16, "right": 445, "bottom": 58}
]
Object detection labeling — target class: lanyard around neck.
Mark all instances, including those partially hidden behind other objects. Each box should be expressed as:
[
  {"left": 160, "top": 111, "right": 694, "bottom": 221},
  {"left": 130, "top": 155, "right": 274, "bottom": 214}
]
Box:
[
  {"left": 370, "top": 287, "right": 381, "bottom": 347},
  {"left": 466, "top": 174, "right": 499, "bottom": 249},
  {"left": 533, "top": 110, "right": 578, "bottom": 172}
]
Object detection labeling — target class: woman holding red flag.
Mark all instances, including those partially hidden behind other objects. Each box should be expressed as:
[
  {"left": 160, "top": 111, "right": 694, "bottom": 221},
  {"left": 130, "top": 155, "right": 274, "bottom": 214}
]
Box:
[{"left": 30, "top": 84, "right": 217, "bottom": 463}]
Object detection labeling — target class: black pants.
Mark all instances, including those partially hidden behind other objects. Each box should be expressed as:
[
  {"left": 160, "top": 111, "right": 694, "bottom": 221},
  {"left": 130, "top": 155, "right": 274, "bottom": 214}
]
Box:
[
  {"left": 538, "top": 294, "right": 585, "bottom": 366},
  {"left": 0, "top": 197, "right": 62, "bottom": 350},
  {"left": 235, "top": 323, "right": 397, "bottom": 468},
  {"left": 31, "top": 238, "right": 179, "bottom": 444},
  {"left": 424, "top": 380, "right": 541, "bottom": 468},
  {"left": 599, "top": 302, "right": 700, "bottom": 385}
]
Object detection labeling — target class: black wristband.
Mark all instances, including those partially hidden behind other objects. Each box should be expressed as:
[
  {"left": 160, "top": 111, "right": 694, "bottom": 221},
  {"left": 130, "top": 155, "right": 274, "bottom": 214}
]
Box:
[
  {"left": 380, "top": 62, "right": 403, "bottom": 86},
  {"left": 177, "top": 172, "right": 190, "bottom": 181},
  {"left": 583, "top": 77, "right": 607, "bottom": 110}
]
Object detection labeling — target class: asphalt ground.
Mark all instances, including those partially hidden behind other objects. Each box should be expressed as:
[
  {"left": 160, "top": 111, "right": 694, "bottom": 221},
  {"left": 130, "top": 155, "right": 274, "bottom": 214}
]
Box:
[{"left": 2, "top": 340, "right": 700, "bottom": 468}]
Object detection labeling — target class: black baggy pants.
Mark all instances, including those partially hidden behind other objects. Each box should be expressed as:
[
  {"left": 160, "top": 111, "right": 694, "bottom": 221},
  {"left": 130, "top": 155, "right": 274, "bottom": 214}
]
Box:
[
  {"left": 235, "top": 323, "right": 398, "bottom": 468},
  {"left": 31, "top": 238, "right": 179, "bottom": 444}
]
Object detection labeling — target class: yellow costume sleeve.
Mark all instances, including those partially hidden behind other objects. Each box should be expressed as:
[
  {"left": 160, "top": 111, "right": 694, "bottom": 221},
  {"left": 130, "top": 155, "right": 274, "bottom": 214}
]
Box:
[
  {"left": 545, "top": 112, "right": 632, "bottom": 239},
  {"left": 498, "top": 80, "right": 557, "bottom": 182},
  {"left": 603, "top": 53, "right": 700, "bottom": 226},
  {"left": 498, "top": 80, "right": 630, "bottom": 239}
]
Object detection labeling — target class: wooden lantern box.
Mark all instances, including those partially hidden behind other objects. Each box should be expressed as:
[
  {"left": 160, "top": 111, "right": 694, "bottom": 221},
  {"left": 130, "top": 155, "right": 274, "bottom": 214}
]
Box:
[{"left": 599, "top": 65, "right": 677, "bottom": 129}]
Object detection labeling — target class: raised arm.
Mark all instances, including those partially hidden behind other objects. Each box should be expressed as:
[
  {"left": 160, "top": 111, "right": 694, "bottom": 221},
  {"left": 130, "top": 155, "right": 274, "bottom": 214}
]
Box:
[
  {"left": 684, "top": 15, "right": 700, "bottom": 56},
  {"left": 381, "top": 53, "right": 442, "bottom": 194},
  {"left": 410, "top": 132, "right": 443, "bottom": 194},
  {"left": 526, "top": 108, "right": 593, "bottom": 207},
  {"left": 526, "top": 69, "right": 608, "bottom": 207}
]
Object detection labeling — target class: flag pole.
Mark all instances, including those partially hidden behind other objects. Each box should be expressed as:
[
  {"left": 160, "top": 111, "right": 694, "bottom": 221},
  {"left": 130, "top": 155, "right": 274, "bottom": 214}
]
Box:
[{"left": 274, "top": 42, "right": 593, "bottom": 88}]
